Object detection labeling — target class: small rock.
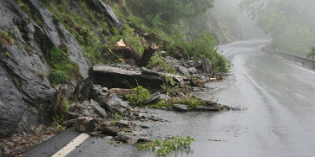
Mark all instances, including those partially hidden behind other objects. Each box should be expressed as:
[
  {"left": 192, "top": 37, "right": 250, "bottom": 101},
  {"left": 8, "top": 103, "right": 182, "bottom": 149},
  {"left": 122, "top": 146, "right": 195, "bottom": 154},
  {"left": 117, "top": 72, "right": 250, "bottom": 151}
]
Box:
[
  {"left": 141, "top": 67, "right": 160, "bottom": 76},
  {"left": 35, "top": 124, "right": 45, "bottom": 134},
  {"left": 103, "top": 136, "right": 113, "bottom": 140},
  {"left": 140, "top": 125, "right": 149, "bottom": 129},
  {"left": 108, "top": 88, "right": 132, "bottom": 96},
  {"left": 116, "top": 120, "right": 131, "bottom": 127},
  {"left": 143, "top": 92, "right": 160, "bottom": 104},
  {"left": 188, "top": 67, "right": 198, "bottom": 74},
  {"left": 173, "top": 104, "right": 190, "bottom": 112},
  {"left": 102, "top": 87, "right": 108, "bottom": 92},
  {"left": 178, "top": 66, "right": 191, "bottom": 78},
  {"left": 159, "top": 94, "right": 171, "bottom": 101},
  {"left": 62, "top": 119, "right": 76, "bottom": 127},
  {"left": 89, "top": 131, "right": 102, "bottom": 136},
  {"left": 195, "top": 106, "right": 220, "bottom": 111},
  {"left": 90, "top": 99, "right": 107, "bottom": 118},
  {"left": 160, "top": 51, "right": 167, "bottom": 57},
  {"left": 41, "top": 135, "right": 54, "bottom": 142}
]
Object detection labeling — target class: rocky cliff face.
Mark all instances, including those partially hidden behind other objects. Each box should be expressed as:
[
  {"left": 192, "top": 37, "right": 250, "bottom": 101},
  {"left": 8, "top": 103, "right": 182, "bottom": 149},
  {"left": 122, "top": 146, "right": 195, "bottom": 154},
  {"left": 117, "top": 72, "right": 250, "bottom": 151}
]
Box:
[{"left": 0, "top": 0, "right": 124, "bottom": 137}]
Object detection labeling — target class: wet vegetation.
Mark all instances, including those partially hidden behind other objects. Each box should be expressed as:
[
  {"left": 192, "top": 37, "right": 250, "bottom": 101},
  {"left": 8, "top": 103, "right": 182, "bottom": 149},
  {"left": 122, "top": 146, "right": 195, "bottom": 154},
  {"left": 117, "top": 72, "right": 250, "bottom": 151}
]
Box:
[
  {"left": 240, "top": 0, "right": 315, "bottom": 57},
  {"left": 138, "top": 135, "right": 194, "bottom": 156},
  {"left": 48, "top": 47, "right": 81, "bottom": 86}
]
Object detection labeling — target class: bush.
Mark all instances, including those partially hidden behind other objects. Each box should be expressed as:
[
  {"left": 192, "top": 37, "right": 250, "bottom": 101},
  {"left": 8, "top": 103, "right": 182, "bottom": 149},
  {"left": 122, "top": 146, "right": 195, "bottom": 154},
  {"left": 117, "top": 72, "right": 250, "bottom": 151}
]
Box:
[
  {"left": 169, "top": 27, "right": 233, "bottom": 72},
  {"left": 147, "top": 53, "right": 177, "bottom": 74},
  {"left": 150, "top": 96, "right": 206, "bottom": 110},
  {"left": 126, "top": 85, "right": 152, "bottom": 106}
]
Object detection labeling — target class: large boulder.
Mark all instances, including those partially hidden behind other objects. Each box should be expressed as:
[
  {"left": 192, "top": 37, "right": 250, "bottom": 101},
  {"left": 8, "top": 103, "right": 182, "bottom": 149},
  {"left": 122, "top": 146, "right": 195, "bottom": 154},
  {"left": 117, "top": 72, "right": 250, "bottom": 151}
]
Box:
[
  {"left": 73, "top": 117, "right": 98, "bottom": 133},
  {"left": 91, "top": 85, "right": 132, "bottom": 113},
  {"left": 103, "top": 93, "right": 132, "bottom": 113},
  {"left": 92, "top": 65, "right": 186, "bottom": 88},
  {"left": 201, "top": 58, "right": 212, "bottom": 73},
  {"left": 69, "top": 99, "right": 107, "bottom": 118}
]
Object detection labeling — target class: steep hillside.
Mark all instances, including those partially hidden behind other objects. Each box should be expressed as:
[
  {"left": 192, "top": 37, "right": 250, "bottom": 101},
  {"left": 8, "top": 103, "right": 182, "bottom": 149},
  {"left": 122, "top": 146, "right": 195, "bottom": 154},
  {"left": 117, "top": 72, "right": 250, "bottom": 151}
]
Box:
[{"left": 0, "top": 0, "right": 233, "bottom": 138}]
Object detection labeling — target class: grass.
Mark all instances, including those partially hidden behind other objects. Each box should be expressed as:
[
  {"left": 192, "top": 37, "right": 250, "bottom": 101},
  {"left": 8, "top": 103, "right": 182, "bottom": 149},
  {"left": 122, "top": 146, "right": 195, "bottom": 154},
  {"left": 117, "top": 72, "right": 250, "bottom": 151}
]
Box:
[
  {"left": 110, "top": 114, "right": 123, "bottom": 124},
  {"left": 147, "top": 53, "right": 177, "bottom": 74},
  {"left": 138, "top": 135, "right": 194, "bottom": 156},
  {"left": 47, "top": 47, "right": 81, "bottom": 86},
  {"left": 149, "top": 96, "right": 206, "bottom": 110},
  {"left": 41, "top": 1, "right": 106, "bottom": 64}
]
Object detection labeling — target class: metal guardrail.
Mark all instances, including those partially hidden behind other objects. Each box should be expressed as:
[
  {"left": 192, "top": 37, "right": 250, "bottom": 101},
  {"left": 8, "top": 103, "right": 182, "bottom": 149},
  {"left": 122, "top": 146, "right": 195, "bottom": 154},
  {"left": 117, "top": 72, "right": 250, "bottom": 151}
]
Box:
[{"left": 261, "top": 46, "right": 315, "bottom": 68}]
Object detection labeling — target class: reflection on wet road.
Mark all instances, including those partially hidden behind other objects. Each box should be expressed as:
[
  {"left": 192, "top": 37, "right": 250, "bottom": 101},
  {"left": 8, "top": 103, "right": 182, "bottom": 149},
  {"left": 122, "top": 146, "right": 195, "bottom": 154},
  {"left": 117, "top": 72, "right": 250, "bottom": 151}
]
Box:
[{"left": 68, "top": 41, "right": 315, "bottom": 157}]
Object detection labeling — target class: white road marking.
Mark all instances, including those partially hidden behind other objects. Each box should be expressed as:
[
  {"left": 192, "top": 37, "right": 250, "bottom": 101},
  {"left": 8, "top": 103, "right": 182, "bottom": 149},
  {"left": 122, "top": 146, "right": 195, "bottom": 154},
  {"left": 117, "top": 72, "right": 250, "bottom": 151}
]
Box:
[{"left": 51, "top": 133, "right": 90, "bottom": 157}]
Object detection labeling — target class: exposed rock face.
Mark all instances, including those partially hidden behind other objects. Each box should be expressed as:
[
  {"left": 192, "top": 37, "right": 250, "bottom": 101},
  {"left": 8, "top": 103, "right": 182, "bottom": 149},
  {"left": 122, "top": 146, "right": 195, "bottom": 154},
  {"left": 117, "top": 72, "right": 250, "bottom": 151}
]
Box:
[
  {"left": 87, "top": 0, "right": 125, "bottom": 31},
  {"left": 0, "top": 0, "right": 92, "bottom": 136}
]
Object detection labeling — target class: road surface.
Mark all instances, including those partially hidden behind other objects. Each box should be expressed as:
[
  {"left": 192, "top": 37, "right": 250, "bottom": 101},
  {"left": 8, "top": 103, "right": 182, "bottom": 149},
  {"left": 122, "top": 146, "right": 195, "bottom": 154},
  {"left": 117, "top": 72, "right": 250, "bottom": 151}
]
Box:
[{"left": 24, "top": 40, "right": 315, "bottom": 157}]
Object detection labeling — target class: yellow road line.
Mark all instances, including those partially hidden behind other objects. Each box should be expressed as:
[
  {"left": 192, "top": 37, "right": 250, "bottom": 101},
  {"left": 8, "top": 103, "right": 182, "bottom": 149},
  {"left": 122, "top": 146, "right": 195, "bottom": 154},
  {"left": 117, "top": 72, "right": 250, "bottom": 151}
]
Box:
[{"left": 51, "top": 133, "right": 90, "bottom": 157}]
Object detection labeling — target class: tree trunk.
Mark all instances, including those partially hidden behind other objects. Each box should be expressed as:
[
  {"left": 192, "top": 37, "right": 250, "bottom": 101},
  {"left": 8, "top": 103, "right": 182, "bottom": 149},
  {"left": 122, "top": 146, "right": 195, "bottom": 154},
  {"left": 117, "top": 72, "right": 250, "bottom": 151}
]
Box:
[{"left": 138, "top": 44, "right": 159, "bottom": 67}]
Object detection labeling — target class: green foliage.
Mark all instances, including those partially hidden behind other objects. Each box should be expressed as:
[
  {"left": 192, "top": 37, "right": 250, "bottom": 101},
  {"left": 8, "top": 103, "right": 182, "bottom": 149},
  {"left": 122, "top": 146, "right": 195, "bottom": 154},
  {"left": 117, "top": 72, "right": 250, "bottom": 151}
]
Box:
[
  {"left": 161, "top": 75, "right": 178, "bottom": 96},
  {"left": 126, "top": 85, "right": 152, "bottom": 106},
  {"left": 108, "top": 25, "right": 146, "bottom": 55},
  {"left": 127, "top": 0, "right": 214, "bottom": 26},
  {"left": 150, "top": 96, "right": 206, "bottom": 110},
  {"left": 41, "top": 1, "right": 107, "bottom": 64},
  {"left": 170, "top": 27, "right": 233, "bottom": 72},
  {"left": 240, "top": 0, "right": 315, "bottom": 57},
  {"left": 18, "top": 1, "right": 30, "bottom": 13},
  {"left": 147, "top": 53, "right": 177, "bottom": 74},
  {"left": 138, "top": 135, "right": 194, "bottom": 156},
  {"left": 48, "top": 47, "right": 81, "bottom": 86},
  {"left": 150, "top": 99, "right": 173, "bottom": 109},
  {"left": 111, "top": 114, "right": 123, "bottom": 124},
  {"left": 61, "top": 98, "right": 70, "bottom": 114},
  {"left": 52, "top": 114, "right": 66, "bottom": 131},
  {"left": 307, "top": 47, "right": 315, "bottom": 59}
]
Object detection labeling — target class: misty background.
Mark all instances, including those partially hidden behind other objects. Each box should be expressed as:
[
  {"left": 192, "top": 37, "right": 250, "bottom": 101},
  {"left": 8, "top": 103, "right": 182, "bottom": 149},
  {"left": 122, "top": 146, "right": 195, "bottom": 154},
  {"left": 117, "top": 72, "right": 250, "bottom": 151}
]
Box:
[{"left": 128, "top": 0, "right": 315, "bottom": 58}]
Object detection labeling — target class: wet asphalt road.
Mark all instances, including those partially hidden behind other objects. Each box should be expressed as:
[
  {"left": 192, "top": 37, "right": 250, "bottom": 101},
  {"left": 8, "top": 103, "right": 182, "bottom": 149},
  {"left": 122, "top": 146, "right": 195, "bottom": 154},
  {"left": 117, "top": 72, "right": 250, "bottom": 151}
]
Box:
[{"left": 24, "top": 40, "right": 315, "bottom": 157}]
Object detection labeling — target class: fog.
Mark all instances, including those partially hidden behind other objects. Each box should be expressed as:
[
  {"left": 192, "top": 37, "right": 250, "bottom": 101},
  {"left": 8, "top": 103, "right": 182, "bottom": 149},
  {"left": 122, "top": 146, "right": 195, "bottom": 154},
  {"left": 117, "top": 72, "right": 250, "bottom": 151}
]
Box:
[{"left": 238, "top": 0, "right": 315, "bottom": 57}]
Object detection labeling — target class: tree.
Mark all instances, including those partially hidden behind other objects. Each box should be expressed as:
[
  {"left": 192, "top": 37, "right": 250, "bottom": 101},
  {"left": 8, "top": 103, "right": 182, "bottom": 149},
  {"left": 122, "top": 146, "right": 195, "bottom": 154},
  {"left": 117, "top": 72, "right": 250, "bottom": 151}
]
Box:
[
  {"left": 239, "top": 0, "right": 315, "bottom": 57},
  {"left": 127, "top": 0, "right": 214, "bottom": 28},
  {"left": 307, "top": 47, "right": 315, "bottom": 59}
]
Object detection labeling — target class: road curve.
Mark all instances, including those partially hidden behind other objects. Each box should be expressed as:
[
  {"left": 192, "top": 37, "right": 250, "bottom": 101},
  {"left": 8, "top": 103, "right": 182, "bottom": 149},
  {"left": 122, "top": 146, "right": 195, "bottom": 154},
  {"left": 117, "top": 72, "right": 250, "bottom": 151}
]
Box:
[{"left": 24, "top": 40, "right": 315, "bottom": 157}]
